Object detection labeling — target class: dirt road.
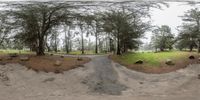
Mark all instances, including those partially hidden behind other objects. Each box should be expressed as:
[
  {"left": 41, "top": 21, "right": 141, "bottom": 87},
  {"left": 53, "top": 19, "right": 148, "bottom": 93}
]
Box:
[{"left": 0, "top": 55, "right": 199, "bottom": 100}]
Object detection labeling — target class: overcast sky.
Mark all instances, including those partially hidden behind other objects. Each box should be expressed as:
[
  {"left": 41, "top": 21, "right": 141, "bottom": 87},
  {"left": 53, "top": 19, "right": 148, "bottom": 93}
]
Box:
[{"left": 142, "top": 2, "right": 196, "bottom": 43}]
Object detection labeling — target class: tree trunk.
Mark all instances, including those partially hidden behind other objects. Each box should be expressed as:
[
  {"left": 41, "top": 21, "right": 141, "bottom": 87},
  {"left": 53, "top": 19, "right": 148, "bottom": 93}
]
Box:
[
  {"left": 95, "top": 32, "right": 98, "bottom": 54},
  {"left": 81, "top": 31, "right": 84, "bottom": 54},
  {"left": 46, "top": 43, "right": 51, "bottom": 52},
  {"left": 37, "top": 38, "right": 45, "bottom": 56},
  {"left": 198, "top": 39, "right": 200, "bottom": 53},
  {"left": 189, "top": 45, "right": 193, "bottom": 52},
  {"left": 160, "top": 48, "right": 164, "bottom": 51},
  {"left": 116, "top": 33, "right": 121, "bottom": 55}
]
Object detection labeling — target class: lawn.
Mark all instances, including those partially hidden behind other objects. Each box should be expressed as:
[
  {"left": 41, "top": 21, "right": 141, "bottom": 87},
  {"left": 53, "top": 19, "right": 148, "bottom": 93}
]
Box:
[{"left": 110, "top": 51, "right": 200, "bottom": 73}]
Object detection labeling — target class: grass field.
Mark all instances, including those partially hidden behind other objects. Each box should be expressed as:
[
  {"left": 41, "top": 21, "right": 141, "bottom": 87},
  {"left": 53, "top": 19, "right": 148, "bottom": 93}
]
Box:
[
  {"left": 110, "top": 51, "right": 200, "bottom": 73},
  {"left": 112, "top": 51, "right": 199, "bottom": 66}
]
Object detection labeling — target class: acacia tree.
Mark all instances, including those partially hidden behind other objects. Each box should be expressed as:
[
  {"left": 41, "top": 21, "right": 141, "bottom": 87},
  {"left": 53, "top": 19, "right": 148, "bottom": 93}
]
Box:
[
  {"left": 151, "top": 25, "right": 174, "bottom": 51},
  {"left": 181, "top": 8, "right": 200, "bottom": 52},
  {"left": 101, "top": 8, "right": 149, "bottom": 55},
  {"left": 11, "top": 2, "right": 73, "bottom": 55},
  {"left": 176, "top": 24, "right": 198, "bottom": 51}
]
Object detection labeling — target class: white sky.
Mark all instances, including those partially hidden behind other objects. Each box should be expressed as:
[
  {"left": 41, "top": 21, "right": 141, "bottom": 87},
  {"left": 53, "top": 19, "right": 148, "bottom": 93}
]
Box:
[{"left": 143, "top": 2, "right": 196, "bottom": 43}]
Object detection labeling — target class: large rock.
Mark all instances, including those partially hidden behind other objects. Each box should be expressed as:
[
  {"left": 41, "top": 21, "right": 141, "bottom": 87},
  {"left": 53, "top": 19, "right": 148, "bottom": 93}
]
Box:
[
  {"left": 165, "top": 59, "right": 175, "bottom": 65},
  {"left": 54, "top": 60, "right": 62, "bottom": 66},
  {"left": 189, "top": 55, "right": 195, "bottom": 59},
  {"left": 20, "top": 56, "right": 30, "bottom": 61},
  {"left": 134, "top": 60, "right": 143, "bottom": 64}
]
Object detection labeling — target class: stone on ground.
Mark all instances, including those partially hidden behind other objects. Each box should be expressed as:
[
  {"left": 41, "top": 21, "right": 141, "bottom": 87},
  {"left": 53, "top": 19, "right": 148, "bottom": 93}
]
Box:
[
  {"left": 189, "top": 55, "right": 195, "bottom": 59},
  {"left": 20, "top": 56, "right": 29, "bottom": 61},
  {"left": 60, "top": 55, "right": 64, "bottom": 58},
  {"left": 54, "top": 60, "right": 62, "bottom": 66},
  {"left": 165, "top": 59, "right": 175, "bottom": 65},
  {"left": 77, "top": 57, "right": 83, "bottom": 61},
  {"left": 134, "top": 60, "right": 143, "bottom": 64}
]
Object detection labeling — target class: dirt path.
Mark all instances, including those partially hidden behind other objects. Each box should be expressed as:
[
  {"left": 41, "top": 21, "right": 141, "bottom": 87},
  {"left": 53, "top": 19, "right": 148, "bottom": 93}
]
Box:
[{"left": 0, "top": 55, "right": 199, "bottom": 100}]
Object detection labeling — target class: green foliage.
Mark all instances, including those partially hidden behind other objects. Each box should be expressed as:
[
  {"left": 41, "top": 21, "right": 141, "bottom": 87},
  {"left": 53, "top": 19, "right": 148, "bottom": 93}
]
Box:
[
  {"left": 151, "top": 25, "right": 175, "bottom": 51},
  {"left": 0, "top": 11, "right": 12, "bottom": 49},
  {"left": 11, "top": 2, "right": 73, "bottom": 55},
  {"left": 102, "top": 8, "right": 150, "bottom": 55},
  {"left": 177, "top": 8, "right": 200, "bottom": 52}
]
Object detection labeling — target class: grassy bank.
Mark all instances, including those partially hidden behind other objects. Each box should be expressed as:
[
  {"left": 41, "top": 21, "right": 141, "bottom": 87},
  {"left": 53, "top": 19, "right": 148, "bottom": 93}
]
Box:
[{"left": 110, "top": 51, "right": 200, "bottom": 73}]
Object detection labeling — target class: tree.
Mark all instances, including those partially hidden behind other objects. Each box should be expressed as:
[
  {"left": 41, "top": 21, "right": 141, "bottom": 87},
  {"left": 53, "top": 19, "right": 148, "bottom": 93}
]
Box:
[
  {"left": 101, "top": 8, "right": 149, "bottom": 55},
  {"left": 75, "top": 14, "right": 93, "bottom": 54},
  {"left": 176, "top": 24, "right": 198, "bottom": 51},
  {"left": 11, "top": 2, "right": 73, "bottom": 55},
  {"left": 181, "top": 8, "right": 200, "bottom": 52},
  {"left": 0, "top": 12, "right": 12, "bottom": 49},
  {"left": 86, "top": 14, "right": 103, "bottom": 54},
  {"left": 151, "top": 25, "right": 174, "bottom": 51},
  {"left": 49, "top": 28, "right": 60, "bottom": 52}
]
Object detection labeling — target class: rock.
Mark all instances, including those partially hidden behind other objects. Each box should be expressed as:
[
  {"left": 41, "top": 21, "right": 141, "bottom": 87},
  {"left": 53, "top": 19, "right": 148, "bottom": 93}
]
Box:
[
  {"left": 134, "top": 60, "right": 143, "bottom": 64},
  {"left": 20, "top": 56, "right": 29, "bottom": 61},
  {"left": 9, "top": 53, "right": 18, "bottom": 57},
  {"left": 43, "top": 77, "right": 55, "bottom": 82},
  {"left": 77, "top": 57, "right": 83, "bottom": 61},
  {"left": 54, "top": 69, "right": 63, "bottom": 74},
  {"left": 198, "top": 74, "right": 200, "bottom": 79},
  {"left": 165, "top": 59, "right": 175, "bottom": 65},
  {"left": 60, "top": 55, "right": 64, "bottom": 58},
  {"left": 189, "top": 55, "right": 195, "bottom": 59},
  {"left": 0, "top": 57, "right": 3, "bottom": 61},
  {"left": 54, "top": 60, "right": 62, "bottom": 66}
]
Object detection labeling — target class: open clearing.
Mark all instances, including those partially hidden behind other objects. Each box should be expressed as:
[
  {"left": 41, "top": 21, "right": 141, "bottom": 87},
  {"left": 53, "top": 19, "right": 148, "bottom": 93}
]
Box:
[
  {"left": 0, "top": 55, "right": 199, "bottom": 100},
  {"left": 110, "top": 51, "right": 200, "bottom": 73}
]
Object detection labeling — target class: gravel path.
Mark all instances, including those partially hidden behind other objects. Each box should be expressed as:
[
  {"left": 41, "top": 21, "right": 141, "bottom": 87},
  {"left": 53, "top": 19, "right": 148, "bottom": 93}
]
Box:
[{"left": 0, "top": 55, "right": 199, "bottom": 100}]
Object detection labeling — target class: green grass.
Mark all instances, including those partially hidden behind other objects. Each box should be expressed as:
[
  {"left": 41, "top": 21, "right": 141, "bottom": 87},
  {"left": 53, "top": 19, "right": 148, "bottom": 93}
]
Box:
[
  {"left": 116, "top": 51, "right": 198, "bottom": 66},
  {"left": 0, "top": 49, "right": 34, "bottom": 55}
]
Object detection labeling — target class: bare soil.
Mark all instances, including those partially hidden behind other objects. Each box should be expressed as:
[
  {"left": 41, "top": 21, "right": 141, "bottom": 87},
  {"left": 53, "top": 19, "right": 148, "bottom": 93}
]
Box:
[
  {"left": 0, "top": 55, "right": 199, "bottom": 100},
  {"left": 0, "top": 54, "right": 91, "bottom": 73}
]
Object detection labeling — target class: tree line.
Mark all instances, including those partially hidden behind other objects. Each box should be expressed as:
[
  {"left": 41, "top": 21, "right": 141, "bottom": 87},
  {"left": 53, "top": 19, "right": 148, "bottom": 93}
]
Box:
[
  {"left": 150, "top": 7, "right": 200, "bottom": 53},
  {"left": 0, "top": 1, "right": 199, "bottom": 56}
]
